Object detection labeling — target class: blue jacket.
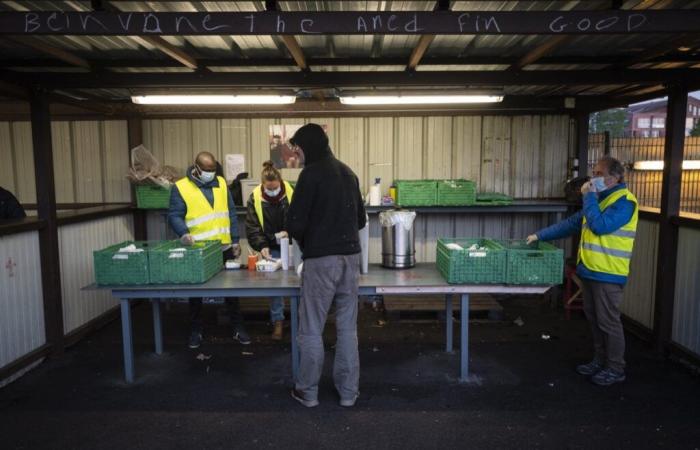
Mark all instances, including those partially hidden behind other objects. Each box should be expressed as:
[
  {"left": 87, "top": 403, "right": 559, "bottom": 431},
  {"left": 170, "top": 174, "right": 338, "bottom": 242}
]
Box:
[
  {"left": 167, "top": 167, "right": 239, "bottom": 244},
  {"left": 536, "top": 183, "right": 635, "bottom": 285}
]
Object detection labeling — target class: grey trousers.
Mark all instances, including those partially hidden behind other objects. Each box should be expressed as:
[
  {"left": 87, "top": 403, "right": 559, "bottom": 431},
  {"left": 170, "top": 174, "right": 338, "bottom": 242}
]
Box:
[
  {"left": 582, "top": 279, "right": 626, "bottom": 372},
  {"left": 295, "top": 254, "right": 360, "bottom": 401}
]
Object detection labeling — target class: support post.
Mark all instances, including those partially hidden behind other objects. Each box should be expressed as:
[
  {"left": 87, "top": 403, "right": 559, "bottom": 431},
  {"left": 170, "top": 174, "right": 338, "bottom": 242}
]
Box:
[
  {"left": 459, "top": 294, "right": 470, "bottom": 382},
  {"left": 152, "top": 299, "right": 163, "bottom": 355},
  {"left": 652, "top": 84, "right": 687, "bottom": 353},
  {"left": 127, "top": 117, "right": 147, "bottom": 241},
  {"left": 30, "top": 86, "right": 65, "bottom": 356},
  {"left": 120, "top": 299, "right": 135, "bottom": 383},
  {"left": 290, "top": 296, "right": 299, "bottom": 381},
  {"left": 576, "top": 112, "right": 590, "bottom": 178},
  {"left": 445, "top": 294, "right": 453, "bottom": 352}
]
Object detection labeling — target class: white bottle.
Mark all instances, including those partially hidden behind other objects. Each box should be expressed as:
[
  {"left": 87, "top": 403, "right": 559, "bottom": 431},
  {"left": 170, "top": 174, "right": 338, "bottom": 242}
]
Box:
[
  {"left": 369, "top": 177, "right": 382, "bottom": 206},
  {"left": 280, "top": 237, "right": 290, "bottom": 270}
]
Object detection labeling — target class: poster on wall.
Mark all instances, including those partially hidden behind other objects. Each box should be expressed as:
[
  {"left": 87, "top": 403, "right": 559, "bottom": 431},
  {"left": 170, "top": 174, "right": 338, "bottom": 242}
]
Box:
[{"left": 268, "top": 124, "right": 328, "bottom": 170}]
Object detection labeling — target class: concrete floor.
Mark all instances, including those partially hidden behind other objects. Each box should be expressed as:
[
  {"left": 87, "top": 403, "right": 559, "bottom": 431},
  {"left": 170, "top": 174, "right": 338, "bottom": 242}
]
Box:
[{"left": 1, "top": 298, "right": 699, "bottom": 450}]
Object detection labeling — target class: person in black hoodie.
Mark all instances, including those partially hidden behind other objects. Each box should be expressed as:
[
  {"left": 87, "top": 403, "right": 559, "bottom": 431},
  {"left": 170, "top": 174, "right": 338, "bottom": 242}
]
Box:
[
  {"left": 286, "top": 123, "right": 367, "bottom": 408},
  {"left": 0, "top": 186, "right": 26, "bottom": 220},
  {"left": 244, "top": 161, "right": 294, "bottom": 341}
]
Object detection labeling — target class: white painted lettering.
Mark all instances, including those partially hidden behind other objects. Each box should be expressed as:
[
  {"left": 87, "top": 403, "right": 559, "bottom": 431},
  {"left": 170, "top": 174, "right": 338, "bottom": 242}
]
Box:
[
  {"left": 577, "top": 18, "right": 591, "bottom": 31},
  {"left": 143, "top": 13, "right": 162, "bottom": 33},
  {"left": 595, "top": 16, "right": 619, "bottom": 31},
  {"left": 357, "top": 16, "right": 368, "bottom": 33},
  {"left": 47, "top": 12, "right": 62, "bottom": 32},
  {"left": 276, "top": 15, "right": 285, "bottom": 33},
  {"left": 80, "top": 14, "right": 108, "bottom": 31},
  {"left": 25, "top": 13, "right": 40, "bottom": 33},
  {"left": 301, "top": 18, "right": 320, "bottom": 34},
  {"left": 176, "top": 16, "right": 197, "bottom": 33},
  {"left": 457, "top": 13, "right": 471, "bottom": 33},
  {"left": 627, "top": 13, "right": 647, "bottom": 31},
  {"left": 387, "top": 15, "right": 398, "bottom": 32},
  {"left": 476, "top": 15, "right": 500, "bottom": 33},
  {"left": 202, "top": 14, "right": 230, "bottom": 32},
  {"left": 372, "top": 15, "right": 382, "bottom": 30},
  {"left": 245, "top": 14, "right": 255, "bottom": 33},
  {"left": 404, "top": 13, "right": 423, "bottom": 33},
  {"left": 549, "top": 16, "right": 567, "bottom": 33},
  {"left": 118, "top": 13, "right": 133, "bottom": 31}
]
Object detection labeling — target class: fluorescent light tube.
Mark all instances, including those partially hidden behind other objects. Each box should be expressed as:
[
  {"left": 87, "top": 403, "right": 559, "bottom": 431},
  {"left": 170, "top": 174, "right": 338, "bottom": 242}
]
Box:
[
  {"left": 338, "top": 95, "right": 504, "bottom": 105},
  {"left": 131, "top": 95, "right": 296, "bottom": 105},
  {"left": 633, "top": 160, "right": 700, "bottom": 171}
]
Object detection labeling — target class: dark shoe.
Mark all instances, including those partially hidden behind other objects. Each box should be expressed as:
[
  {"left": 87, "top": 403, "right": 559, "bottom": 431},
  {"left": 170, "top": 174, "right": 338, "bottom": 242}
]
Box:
[
  {"left": 233, "top": 327, "right": 251, "bottom": 345},
  {"left": 339, "top": 392, "right": 359, "bottom": 408},
  {"left": 576, "top": 360, "right": 604, "bottom": 376},
  {"left": 271, "top": 321, "right": 283, "bottom": 341},
  {"left": 188, "top": 331, "right": 203, "bottom": 349},
  {"left": 291, "top": 389, "right": 319, "bottom": 408},
  {"left": 591, "top": 368, "right": 626, "bottom": 386}
]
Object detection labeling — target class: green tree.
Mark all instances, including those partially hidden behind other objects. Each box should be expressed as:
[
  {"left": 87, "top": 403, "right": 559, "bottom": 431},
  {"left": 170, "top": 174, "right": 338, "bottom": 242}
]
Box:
[
  {"left": 589, "top": 108, "right": 629, "bottom": 138},
  {"left": 690, "top": 120, "right": 700, "bottom": 137}
]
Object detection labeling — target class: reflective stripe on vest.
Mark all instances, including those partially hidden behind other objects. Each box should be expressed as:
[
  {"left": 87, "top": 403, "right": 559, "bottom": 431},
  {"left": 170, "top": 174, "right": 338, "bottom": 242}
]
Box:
[
  {"left": 175, "top": 175, "right": 231, "bottom": 245},
  {"left": 253, "top": 181, "right": 294, "bottom": 229},
  {"left": 578, "top": 188, "right": 638, "bottom": 277}
]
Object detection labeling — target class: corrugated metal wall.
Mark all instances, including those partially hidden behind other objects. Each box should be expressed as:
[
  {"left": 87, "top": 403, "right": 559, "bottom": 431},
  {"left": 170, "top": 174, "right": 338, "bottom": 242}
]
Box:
[
  {"left": 59, "top": 214, "right": 135, "bottom": 334},
  {"left": 0, "top": 232, "right": 45, "bottom": 369},
  {"left": 0, "top": 120, "right": 131, "bottom": 204},
  {"left": 620, "top": 218, "right": 659, "bottom": 329},
  {"left": 144, "top": 115, "right": 573, "bottom": 197},
  {"left": 672, "top": 226, "right": 700, "bottom": 356}
]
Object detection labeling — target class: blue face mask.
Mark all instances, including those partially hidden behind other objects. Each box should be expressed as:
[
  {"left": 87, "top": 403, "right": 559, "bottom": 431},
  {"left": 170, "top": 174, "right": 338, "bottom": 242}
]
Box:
[
  {"left": 591, "top": 176, "right": 608, "bottom": 192},
  {"left": 265, "top": 187, "right": 281, "bottom": 197},
  {"left": 196, "top": 164, "right": 216, "bottom": 183}
]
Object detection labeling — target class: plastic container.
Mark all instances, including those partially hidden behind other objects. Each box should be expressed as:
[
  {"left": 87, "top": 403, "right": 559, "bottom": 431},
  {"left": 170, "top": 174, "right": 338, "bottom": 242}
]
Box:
[
  {"left": 135, "top": 185, "right": 171, "bottom": 209},
  {"left": 149, "top": 240, "right": 222, "bottom": 284},
  {"left": 93, "top": 241, "right": 152, "bottom": 286},
  {"left": 496, "top": 240, "right": 564, "bottom": 285},
  {"left": 475, "top": 192, "right": 514, "bottom": 206},
  {"left": 436, "top": 238, "right": 507, "bottom": 284},
  {"left": 437, "top": 179, "right": 477, "bottom": 206},
  {"left": 395, "top": 180, "right": 437, "bottom": 207}
]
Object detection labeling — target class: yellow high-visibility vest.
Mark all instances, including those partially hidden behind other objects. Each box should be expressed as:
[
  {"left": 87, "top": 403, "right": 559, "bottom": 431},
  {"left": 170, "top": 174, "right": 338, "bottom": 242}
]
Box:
[
  {"left": 253, "top": 181, "right": 294, "bottom": 229},
  {"left": 175, "top": 175, "right": 231, "bottom": 244},
  {"left": 578, "top": 188, "right": 638, "bottom": 277}
]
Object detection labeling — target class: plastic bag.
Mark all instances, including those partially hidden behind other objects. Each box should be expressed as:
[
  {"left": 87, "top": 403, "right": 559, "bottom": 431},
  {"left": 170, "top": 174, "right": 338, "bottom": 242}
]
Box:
[
  {"left": 126, "top": 145, "right": 181, "bottom": 188},
  {"left": 379, "top": 210, "right": 417, "bottom": 231}
]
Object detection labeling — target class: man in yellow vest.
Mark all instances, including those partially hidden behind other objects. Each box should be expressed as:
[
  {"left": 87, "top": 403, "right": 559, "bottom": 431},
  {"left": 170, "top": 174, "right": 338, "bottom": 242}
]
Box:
[
  {"left": 168, "top": 152, "right": 250, "bottom": 349},
  {"left": 528, "top": 156, "right": 638, "bottom": 386}
]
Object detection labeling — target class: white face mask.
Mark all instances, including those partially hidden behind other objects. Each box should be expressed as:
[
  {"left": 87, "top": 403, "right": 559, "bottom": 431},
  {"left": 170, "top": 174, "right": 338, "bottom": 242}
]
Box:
[
  {"left": 265, "top": 187, "right": 281, "bottom": 197},
  {"left": 196, "top": 164, "right": 216, "bottom": 183}
]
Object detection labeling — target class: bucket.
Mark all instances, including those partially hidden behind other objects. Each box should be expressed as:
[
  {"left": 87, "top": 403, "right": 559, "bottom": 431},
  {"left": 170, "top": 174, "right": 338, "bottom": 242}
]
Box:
[{"left": 379, "top": 210, "right": 417, "bottom": 269}]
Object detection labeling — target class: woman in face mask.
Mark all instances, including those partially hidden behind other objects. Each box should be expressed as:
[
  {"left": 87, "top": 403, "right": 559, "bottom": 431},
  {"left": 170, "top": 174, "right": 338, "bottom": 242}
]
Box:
[{"left": 244, "top": 161, "right": 295, "bottom": 341}]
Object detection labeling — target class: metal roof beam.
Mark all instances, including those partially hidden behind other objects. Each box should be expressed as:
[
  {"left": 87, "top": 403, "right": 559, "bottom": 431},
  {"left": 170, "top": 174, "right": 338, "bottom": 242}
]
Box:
[
  {"left": 5, "top": 68, "right": 699, "bottom": 89},
  {"left": 136, "top": 35, "right": 199, "bottom": 70},
  {"left": 3, "top": 36, "right": 90, "bottom": 69}
]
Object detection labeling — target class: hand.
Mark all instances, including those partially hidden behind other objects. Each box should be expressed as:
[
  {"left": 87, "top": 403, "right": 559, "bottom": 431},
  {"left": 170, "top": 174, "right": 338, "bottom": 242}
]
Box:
[
  {"left": 581, "top": 181, "right": 592, "bottom": 195},
  {"left": 296, "top": 261, "right": 304, "bottom": 277},
  {"left": 274, "top": 231, "right": 288, "bottom": 240},
  {"left": 261, "top": 247, "right": 271, "bottom": 260},
  {"left": 231, "top": 243, "right": 241, "bottom": 258},
  {"left": 526, "top": 234, "right": 538, "bottom": 245},
  {"left": 180, "top": 234, "right": 195, "bottom": 245}
]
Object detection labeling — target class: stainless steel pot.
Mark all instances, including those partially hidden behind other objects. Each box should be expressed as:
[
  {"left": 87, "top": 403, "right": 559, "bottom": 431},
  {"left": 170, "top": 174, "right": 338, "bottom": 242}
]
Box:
[{"left": 380, "top": 210, "right": 416, "bottom": 269}]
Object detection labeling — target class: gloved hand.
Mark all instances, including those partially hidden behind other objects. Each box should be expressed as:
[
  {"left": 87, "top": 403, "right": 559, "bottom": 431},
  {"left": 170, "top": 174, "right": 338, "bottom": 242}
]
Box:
[
  {"left": 231, "top": 243, "right": 241, "bottom": 258},
  {"left": 581, "top": 181, "right": 592, "bottom": 195},
  {"left": 526, "top": 234, "right": 538, "bottom": 245},
  {"left": 261, "top": 247, "right": 272, "bottom": 260},
  {"left": 180, "top": 234, "right": 195, "bottom": 245},
  {"left": 274, "top": 231, "right": 288, "bottom": 241}
]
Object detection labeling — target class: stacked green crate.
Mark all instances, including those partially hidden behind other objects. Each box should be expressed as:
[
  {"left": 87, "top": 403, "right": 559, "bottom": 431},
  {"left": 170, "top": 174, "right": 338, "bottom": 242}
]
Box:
[
  {"left": 436, "top": 238, "right": 507, "bottom": 284},
  {"left": 497, "top": 240, "right": 564, "bottom": 285},
  {"left": 93, "top": 241, "right": 152, "bottom": 286},
  {"left": 437, "top": 179, "right": 477, "bottom": 206},
  {"left": 475, "top": 192, "right": 513, "bottom": 206},
  {"left": 395, "top": 180, "right": 437, "bottom": 206},
  {"left": 149, "top": 240, "right": 222, "bottom": 284},
  {"left": 135, "top": 185, "right": 172, "bottom": 209}
]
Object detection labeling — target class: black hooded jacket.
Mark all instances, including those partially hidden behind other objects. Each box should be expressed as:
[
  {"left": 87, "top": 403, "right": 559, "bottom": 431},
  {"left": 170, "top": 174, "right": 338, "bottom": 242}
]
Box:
[
  {"left": 0, "top": 187, "right": 26, "bottom": 220},
  {"left": 286, "top": 124, "right": 367, "bottom": 259}
]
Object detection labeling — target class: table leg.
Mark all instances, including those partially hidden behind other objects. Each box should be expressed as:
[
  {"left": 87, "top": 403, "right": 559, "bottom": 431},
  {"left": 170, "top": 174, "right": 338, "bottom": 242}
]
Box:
[
  {"left": 290, "top": 296, "right": 299, "bottom": 381},
  {"left": 120, "top": 299, "right": 135, "bottom": 383},
  {"left": 460, "top": 294, "right": 470, "bottom": 382},
  {"left": 152, "top": 298, "right": 163, "bottom": 355},
  {"left": 445, "top": 294, "right": 453, "bottom": 353}
]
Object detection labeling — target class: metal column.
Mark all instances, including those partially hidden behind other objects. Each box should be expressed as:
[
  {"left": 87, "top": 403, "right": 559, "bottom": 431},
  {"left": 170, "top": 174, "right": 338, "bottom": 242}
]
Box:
[
  {"left": 120, "top": 299, "right": 135, "bottom": 383},
  {"left": 445, "top": 294, "right": 453, "bottom": 353},
  {"left": 460, "top": 294, "right": 470, "bottom": 381},
  {"left": 152, "top": 299, "right": 163, "bottom": 355}
]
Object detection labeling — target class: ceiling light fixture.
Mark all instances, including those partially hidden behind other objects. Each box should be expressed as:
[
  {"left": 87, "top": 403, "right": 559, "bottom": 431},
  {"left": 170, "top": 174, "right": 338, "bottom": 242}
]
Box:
[
  {"left": 633, "top": 160, "right": 700, "bottom": 171},
  {"left": 131, "top": 95, "right": 297, "bottom": 105},
  {"left": 338, "top": 95, "right": 504, "bottom": 105}
]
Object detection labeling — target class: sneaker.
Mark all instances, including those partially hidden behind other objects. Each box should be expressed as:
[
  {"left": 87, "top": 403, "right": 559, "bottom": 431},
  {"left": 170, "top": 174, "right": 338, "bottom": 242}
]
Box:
[
  {"left": 291, "top": 389, "right": 319, "bottom": 408},
  {"left": 188, "top": 331, "right": 203, "bottom": 349},
  {"left": 591, "top": 368, "right": 626, "bottom": 386},
  {"left": 576, "top": 360, "right": 604, "bottom": 376},
  {"left": 271, "top": 321, "right": 284, "bottom": 341},
  {"left": 339, "top": 392, "right": 359, "bottom": 408},
  {"left": 233, "top": 327, "right": 251, "bottom": 345}
]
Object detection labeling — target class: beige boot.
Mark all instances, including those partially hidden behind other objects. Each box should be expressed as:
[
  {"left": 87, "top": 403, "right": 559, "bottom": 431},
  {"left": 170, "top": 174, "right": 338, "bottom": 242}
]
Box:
[{"left": 271, "top": 320, "right": 283, "bottom": 341}]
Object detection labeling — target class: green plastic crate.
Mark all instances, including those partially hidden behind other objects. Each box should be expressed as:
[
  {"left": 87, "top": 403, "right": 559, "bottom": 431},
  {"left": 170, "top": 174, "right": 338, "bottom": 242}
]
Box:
[
  {"left": 436, "top": 238, "right": 507, "bottom": 284},
  {"left": 395, "top": 180, "right": 437, "bottom": 206},
  {"left": 476, "top": 192, "right": 513, "bottom": 206},
  {"left": 149, "top": 240, "right": 222, "bottom": 284},
  {"left": 94, "top": 241, "right": 152, "bottom": 286},
  {"left": 437, "top": 179, "right": 477, "bottom": 206},
  {"left": 135, "top": 185, "right": 172, "bottom": 209},
  {"left": 497, "top": 240, "right": 564, "bottom": 285}
]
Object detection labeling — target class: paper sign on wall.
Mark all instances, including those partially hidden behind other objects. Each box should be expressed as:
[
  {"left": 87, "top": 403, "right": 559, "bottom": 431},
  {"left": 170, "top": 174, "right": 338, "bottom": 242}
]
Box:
[{"left": 225, "top": 154, "right": 245, "bottom": 182}]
